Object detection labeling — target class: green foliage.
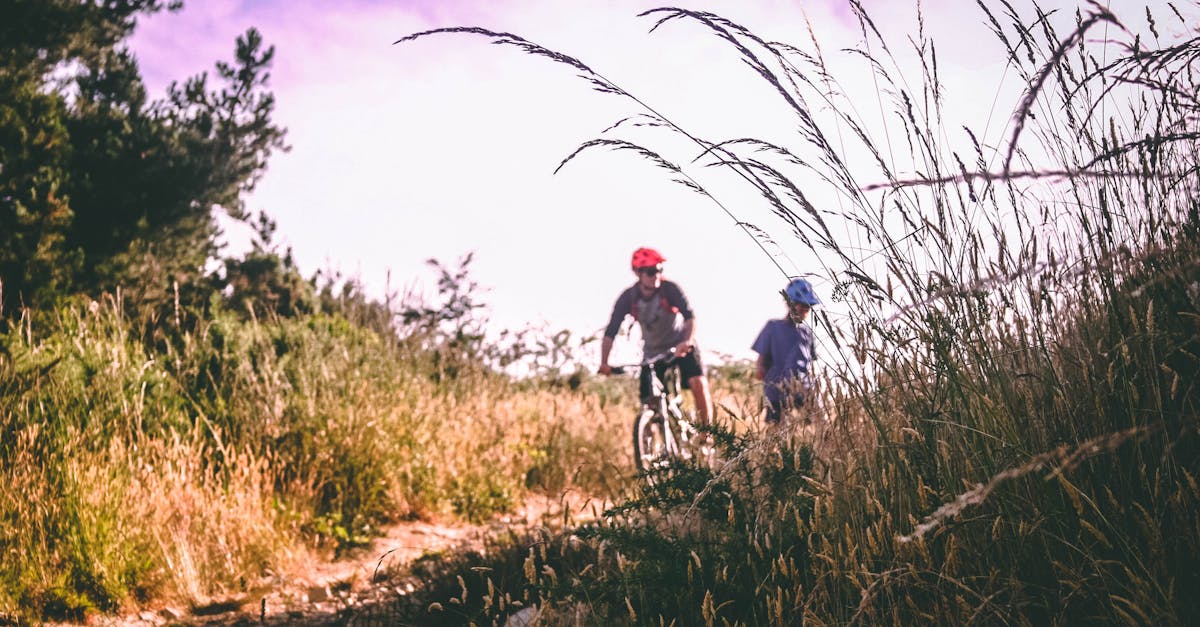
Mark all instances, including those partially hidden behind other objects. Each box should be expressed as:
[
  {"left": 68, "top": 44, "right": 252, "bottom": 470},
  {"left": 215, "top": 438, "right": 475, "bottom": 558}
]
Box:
[
  {"left": 0, "top": 72, "right": 77, "bottom": 310},
  {"left": 357, "top": 528, "right": 599, "bottom": 626},
  {"left": 0, "top": 297, "right": 191, "bottom": 619},
  {"left": 363, "top": 430, "right": 819, "bottom": 626},
  {"left": 572, "top": 427, "right": 817, "bottom": 625},
  {"left": 217, "top": 213, "right": 316, "bottom": 320},
  {"left": 0, "top": 1, "right": 176, "bottom": 83},
  {"left": 0, "top": 0, "right": 286, "bottom": 314}
]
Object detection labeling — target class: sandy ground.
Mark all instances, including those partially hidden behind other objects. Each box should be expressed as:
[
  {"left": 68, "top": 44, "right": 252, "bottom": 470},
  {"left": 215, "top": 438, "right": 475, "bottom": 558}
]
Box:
[{"left": 57, "top": 490, "right": 606, "bottom": 627}]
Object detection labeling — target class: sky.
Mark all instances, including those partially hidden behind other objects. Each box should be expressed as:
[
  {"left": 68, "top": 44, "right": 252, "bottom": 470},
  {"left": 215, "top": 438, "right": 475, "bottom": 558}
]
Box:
[{"left": 126, "top": 0, "right": 1167, "bottom": 368}]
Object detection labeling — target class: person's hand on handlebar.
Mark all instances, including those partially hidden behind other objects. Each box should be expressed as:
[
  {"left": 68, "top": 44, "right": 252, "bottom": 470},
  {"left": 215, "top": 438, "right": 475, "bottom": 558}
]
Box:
[
  {"left": 673, "top": 343, "right": 690, "bottom": 358},
  {"left": 598, "top": 363, "right": 613, "bottom": 376}
]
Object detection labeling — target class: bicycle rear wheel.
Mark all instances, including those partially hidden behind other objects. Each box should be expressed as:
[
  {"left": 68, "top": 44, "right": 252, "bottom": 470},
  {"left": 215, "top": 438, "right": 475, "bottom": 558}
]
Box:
[{"left": 633, "top": 408, "right": 673, "bottom": 473}]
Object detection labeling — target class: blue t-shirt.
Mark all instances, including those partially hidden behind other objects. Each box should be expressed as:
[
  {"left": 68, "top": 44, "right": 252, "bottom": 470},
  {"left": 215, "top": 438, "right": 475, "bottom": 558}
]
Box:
[{"left": 751, "top": 319, "right": 815, "bottom": 404}]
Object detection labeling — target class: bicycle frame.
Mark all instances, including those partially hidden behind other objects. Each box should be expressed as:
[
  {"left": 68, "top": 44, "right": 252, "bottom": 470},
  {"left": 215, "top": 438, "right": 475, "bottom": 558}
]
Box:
[
  {"left": 645, "top": 357, "right": 683, "bottom": 413},
  {"left": 621, "top": 354, "right": 694, "bottom": 475}
]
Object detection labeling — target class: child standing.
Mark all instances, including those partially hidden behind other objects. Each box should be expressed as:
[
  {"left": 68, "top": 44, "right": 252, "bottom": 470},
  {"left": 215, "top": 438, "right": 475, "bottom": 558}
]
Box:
[{"left": 752, "top": 278, "right": 820, "bottom": 424}]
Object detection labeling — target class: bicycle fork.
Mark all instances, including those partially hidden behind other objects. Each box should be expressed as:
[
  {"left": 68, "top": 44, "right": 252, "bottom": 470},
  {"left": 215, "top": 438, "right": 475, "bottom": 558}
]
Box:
[{"left": 657, "top": 397, "right": 684, "bottom": 458}]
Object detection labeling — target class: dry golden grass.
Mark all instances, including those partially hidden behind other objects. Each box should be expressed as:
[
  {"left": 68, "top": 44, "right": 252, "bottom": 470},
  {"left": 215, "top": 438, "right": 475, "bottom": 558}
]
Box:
[{"left": 0, "top": 293, "right": 636, "bottom": 622}]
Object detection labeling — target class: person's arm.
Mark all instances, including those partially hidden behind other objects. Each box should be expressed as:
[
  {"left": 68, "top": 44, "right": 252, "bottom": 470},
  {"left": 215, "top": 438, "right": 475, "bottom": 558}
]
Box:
[
  {"left": 752, "top": 322, "right": 772, "bottom": 380},
  {"left": 600, "top": 289, "right": 632, "bottom": 374},
  {"left": 664, "top": 281, "right": 695, "bottom": 357},
  {"left": 599, "top": 335, "right": 615, "bottom": 375},
  {"left": 674, "top": 317, "right": 695, "bottom": 357},
  {"left": 663, "top": 280, "right": 694, "bottom": 320}
]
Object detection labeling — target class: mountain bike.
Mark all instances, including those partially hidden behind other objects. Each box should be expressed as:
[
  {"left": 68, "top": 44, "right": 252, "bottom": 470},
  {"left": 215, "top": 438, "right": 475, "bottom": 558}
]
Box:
[{"left": 611, "top": 353, "right": 706, "bottom": 475}]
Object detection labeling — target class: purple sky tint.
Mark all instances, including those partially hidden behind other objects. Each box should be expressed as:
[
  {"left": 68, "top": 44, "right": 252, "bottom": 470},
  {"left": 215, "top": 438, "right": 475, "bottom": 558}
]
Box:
[{"left": 126, "top": 0, "right": 1160, "bottom": 366}]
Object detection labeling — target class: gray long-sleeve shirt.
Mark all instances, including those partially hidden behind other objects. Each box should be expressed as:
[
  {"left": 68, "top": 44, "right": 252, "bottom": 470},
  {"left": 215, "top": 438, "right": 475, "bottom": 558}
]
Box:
[{"left": 604, "top": 280, "right": 694, "bottom": 360}]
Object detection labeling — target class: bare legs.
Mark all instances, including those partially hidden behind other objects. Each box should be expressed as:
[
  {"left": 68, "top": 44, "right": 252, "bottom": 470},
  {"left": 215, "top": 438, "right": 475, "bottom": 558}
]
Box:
[{"left": 688, "top": 375, "right": 712, "bottom": 427}]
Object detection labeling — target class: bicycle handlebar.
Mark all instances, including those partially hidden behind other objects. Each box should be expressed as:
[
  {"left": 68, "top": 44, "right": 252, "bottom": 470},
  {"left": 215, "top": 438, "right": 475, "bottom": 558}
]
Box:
[{"left": 605, "top": 352, "right": 678, "bottom": 376}]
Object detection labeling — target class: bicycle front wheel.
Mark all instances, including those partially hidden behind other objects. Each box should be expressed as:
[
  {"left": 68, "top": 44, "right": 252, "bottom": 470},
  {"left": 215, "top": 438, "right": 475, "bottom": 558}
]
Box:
[{"left": 633, "top": 408, "right": 672, "bottom": 473}]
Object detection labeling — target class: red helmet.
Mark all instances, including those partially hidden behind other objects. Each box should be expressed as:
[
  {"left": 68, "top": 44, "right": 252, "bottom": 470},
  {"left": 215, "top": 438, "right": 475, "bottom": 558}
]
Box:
[{"left": 630, "top": 247, "right": 666, "bottom": 269}]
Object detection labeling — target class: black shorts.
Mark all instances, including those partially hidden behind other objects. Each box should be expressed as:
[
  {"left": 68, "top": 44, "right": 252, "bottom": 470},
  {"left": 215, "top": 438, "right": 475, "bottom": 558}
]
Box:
[{"left": 639, "top": 346, "right": 705, "bottom": 402}]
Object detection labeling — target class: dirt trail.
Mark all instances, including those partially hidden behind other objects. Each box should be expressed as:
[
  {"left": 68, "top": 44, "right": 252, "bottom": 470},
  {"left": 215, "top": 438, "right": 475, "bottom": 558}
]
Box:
[{"left": 68, "top": 490, "right": 605, "bottom": 627}]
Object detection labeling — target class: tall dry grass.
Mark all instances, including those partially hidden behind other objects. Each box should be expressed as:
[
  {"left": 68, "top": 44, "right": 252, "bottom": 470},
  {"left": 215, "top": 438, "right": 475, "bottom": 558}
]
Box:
[
  {"left": 393, "top": 1, "right": 1199, "bottom": 624},
  {"left": 0, "top": 268, "right": 633, "bottom": 622}
]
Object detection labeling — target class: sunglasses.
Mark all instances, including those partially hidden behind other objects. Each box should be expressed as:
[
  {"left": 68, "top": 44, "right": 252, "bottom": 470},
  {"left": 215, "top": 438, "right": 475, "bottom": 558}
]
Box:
[{"left": 637, "top": 266, "right": 663, "bottom": 276}]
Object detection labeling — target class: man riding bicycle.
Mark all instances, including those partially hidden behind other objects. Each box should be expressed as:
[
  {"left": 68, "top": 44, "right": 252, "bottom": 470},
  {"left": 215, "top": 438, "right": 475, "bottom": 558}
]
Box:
[{"left": 598, "top": 247, "right": 712, "bottom": 427}]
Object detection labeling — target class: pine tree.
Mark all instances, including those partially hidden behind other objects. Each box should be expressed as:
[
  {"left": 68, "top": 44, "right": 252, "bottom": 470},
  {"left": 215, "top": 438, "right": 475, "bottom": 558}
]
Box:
[{"left": 0, "top": 0, "right": 288, "bottom": 313}]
